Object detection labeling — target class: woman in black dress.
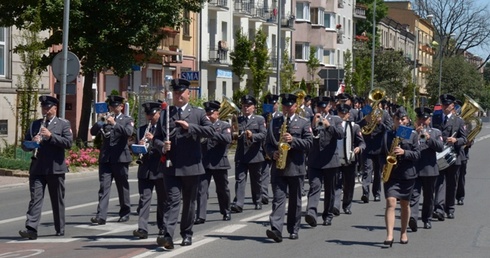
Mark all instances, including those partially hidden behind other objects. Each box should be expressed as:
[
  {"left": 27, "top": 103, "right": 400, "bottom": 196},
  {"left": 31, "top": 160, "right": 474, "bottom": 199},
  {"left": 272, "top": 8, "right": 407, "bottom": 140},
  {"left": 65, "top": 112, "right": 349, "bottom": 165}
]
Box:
[{"left": 382, "top": 107, "right": 420, "bottom": 246}]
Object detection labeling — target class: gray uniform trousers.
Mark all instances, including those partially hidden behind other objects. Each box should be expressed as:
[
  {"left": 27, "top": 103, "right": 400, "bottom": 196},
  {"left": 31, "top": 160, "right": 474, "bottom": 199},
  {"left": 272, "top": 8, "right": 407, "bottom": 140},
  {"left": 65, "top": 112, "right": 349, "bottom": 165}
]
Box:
[
  {"left": 334, "top": 164, "right": 357, "bottom": 211},
  {"left": 434, "top": 164, "right": 460, "bottom": 215},
  {"left": 233, "top": 162, "right": 263, "bottom": 207},
  {"left": 196, "top": 169, "right": 231, "bottom": 219},
  {"left": 96, "top": 162, "right": 131, "bottom": 219},
  {"left": 307, "top": 167, "right": 339, "bottom": 221},
  {"left": 270, "top": 175, "right": 304, "bottom": 235},
  {"left": 361, "top": 154, "right": 383, "bottom": 198},
  {"left": 26, "top": 174, "right": 65, "bottom": 232},
  {"left": 260, "top": 159, "right": 272, "bottom": 200},
  {"left": 410, "top": 176, "right": 437, "bottom": 223},
  {"left": 137, "top": 178, "right": 165, "bottom": 232}
]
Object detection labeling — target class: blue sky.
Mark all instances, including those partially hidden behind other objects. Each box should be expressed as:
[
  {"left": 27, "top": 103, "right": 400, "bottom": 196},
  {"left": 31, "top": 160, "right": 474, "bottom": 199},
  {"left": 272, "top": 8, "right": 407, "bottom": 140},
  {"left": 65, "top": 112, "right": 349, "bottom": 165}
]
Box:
[{"left": 472, "top": 0, "right": 489, "bottom": 59}]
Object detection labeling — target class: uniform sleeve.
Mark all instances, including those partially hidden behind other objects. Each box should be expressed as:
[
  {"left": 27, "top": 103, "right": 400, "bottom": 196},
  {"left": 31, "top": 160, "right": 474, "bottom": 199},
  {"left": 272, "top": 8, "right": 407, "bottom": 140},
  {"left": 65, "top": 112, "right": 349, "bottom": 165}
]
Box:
[
  {"left": 427, "top": 129, "right": 444, "bottom": 152},
  {"left": 354, "top": 124, "right": 366, "bottom": 150},
  {"left": 90, "top": 121, "right": 104, "bottom": 136},
  {"left": 153, "top": 112, "right": 165, "bottom": 155},
  {"left": 187, "top": 108, "right": 215, "bottom": 138},
  {"left": 251, "top": 116, "right": 267, "bottom": 143},
  {"left": 290, "top": 119, "right": 313, "bottom": 151},
  {"left": 113, "top": 116, "right": 134, "bottom": 137},
  {"left": 454, "top": 118, "right": 467, "bottom": 147},
  {"left": 402, "top": 132, "right": 421, "bottom": 161},
  {"left": 213, "top": 123, "right": 232, "bottom": 145},
  {"left": 47, "top": 119, "right": 73, "bottom": 149},
  {"left": 22, "top": 121, "right": 36, "bottom": 151}
]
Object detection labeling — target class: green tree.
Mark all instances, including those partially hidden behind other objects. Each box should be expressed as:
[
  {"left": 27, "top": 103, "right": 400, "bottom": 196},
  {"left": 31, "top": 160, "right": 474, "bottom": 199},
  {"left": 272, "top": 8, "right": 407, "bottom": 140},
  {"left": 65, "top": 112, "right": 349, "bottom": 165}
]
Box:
[
  {"left": 230, "top": 28, "right": 252, "bottom": 82},
  {"left": 279, "top": 39, "right": 296, "bottom": 94},
  {"left": 352, "top": 48, "right": 372, "bottom": 97},
  {"left": 248, "top": 28, "right": 271, "bottom": 97},
  {"left": 344, "top": 50, "right": 353, "bottom": 95},
  {"left": 0, "top": 0, "right": 205, "bottom": 145},
  {"left": 373, "top": 49, "right": 413, "bottom": 100},
  {"left": 306, "top": 46, "right": 321, "bottom": 95},
  {"left": 426, "top": 55, "right": 484, "bottom": 105},
  {"left": 483, "top": 62, "right": 490, "bottom": 85},
  {"left": 356, "top": 0, "right": 388, "bottom": 48}
]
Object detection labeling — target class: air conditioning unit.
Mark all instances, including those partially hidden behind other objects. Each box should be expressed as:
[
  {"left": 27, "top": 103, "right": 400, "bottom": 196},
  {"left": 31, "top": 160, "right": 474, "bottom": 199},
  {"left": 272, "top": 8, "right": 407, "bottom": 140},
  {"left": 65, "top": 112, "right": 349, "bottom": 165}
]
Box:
[{"left": 172, "top": 49, "right": 183, "bottom": 63}]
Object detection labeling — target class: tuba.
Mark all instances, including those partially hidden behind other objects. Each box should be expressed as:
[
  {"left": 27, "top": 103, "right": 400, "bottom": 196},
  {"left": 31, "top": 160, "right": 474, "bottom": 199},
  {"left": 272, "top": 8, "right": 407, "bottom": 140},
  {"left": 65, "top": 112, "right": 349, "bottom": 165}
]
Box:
[
  {"left": 382, "top": 136, "right": 401, "bottom": 183},
  {"left": 460, "top": 94, "right": 484, "bottom": 143},
  {"left": 276, "top": 114, "right": 291, "bottom": 169},
  {"left": 219, "top": 96, "right": 241, "bottom": 143},
  {"left": 361, "top": 87, "right": 386, "bottom": 135}
]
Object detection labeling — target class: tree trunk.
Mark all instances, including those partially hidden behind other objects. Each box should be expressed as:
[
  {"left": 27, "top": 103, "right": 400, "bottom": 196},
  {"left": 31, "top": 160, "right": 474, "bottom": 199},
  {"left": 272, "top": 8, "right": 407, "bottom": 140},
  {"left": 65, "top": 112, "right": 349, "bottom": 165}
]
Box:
[{"left": 77, "top": 70, "right": 95, "bottom": 146}]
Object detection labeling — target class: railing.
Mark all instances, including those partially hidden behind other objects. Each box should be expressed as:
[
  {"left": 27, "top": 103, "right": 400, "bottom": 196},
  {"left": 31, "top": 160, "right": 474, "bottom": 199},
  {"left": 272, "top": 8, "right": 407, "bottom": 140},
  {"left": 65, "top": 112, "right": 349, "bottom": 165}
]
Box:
[
  {"left": 354, "top": 3, "right": 367, "bottom": 19},
  {"left": 209, "top": 48, "right": 230, "bottom": 64},
  {"left": 208, "top": 0, "right": 228, "bottom": 9},
  {"left": 281, "top": 15, "right": 295, "bottom": 29},
  {"left": 234, "top": 0, "right": 253, "bottom": 16}
]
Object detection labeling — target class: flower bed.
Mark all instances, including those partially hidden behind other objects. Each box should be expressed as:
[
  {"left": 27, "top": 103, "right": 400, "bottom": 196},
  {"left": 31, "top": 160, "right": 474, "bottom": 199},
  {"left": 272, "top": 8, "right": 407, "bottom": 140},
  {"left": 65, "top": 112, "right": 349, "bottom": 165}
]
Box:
[{"left": 66, "top": 148, "right": 100, "bottom": 167}]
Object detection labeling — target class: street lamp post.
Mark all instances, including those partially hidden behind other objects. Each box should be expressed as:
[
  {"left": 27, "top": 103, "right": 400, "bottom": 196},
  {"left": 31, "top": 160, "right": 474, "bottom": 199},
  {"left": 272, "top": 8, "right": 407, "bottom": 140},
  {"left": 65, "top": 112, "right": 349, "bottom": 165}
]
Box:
[{"left": 370, "top": 0, "right": 377, "bottom": 90}]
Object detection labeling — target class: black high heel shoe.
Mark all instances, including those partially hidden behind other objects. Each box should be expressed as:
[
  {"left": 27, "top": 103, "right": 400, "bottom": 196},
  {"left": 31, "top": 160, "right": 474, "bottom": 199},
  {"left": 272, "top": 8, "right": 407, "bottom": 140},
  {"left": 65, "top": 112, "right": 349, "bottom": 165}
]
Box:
[
  {"left": 400, "top": 239, "right": 409, "bottom": 244},
  {"left": 383, "top": 239, "right": 394, "bottom": 247}
]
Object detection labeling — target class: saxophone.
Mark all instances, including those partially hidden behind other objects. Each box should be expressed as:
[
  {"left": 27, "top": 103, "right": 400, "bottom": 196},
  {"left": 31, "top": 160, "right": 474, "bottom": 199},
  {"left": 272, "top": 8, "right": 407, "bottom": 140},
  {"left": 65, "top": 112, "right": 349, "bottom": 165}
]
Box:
[
  {"left": 382, "top": 136, "right": 401, "bottom": 183},
  {"left": 276, "top": 115, "right": 291, "bottom": 170}
]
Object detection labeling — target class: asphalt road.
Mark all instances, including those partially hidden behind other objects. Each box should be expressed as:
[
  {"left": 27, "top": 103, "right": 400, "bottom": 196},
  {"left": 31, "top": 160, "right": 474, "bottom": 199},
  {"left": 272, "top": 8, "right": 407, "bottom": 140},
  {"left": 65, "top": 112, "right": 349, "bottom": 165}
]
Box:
[{"left": 1, "top": 125, "right": 490, "bottom": 258}]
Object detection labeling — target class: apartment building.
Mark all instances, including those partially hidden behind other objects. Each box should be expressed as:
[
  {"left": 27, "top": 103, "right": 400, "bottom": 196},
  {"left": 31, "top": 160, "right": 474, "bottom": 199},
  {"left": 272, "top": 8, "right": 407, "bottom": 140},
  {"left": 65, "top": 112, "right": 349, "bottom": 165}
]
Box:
[
  {"left": 201, "top": 0, "right": 293, "bottom": 100},
  {"left": 385, "top": 1, "right": 435, "bottom": 95},
  {"left": 0, "top": 27, "right": 50, "bottom": 148}
]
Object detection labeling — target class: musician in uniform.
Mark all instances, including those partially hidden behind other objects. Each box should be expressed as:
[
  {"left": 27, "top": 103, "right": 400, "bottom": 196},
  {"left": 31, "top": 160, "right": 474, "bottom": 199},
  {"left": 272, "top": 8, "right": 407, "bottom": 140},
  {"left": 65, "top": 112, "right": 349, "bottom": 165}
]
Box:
[
  {"left": 382, "top": 107, "right": 420, "bottom": 246},
  {"left": 409, "top": 107, "right": 444, "bottom": 231},
  {"left": 231, "top": 95, "right": 267, "bottom": 212},
  {"left": 358, "top": 96, "right": 393, "bottom": 203},
  {"left": 90, "top": 95, "right": 134, "bottom": 225},
  {"left": 456, "top": 99, "right": 472, "bottom": 206},
  {"left": 431, "top": 94, "right": 467, "bottom": 220},
  {"left": 195, "top": 100, "right": 233, "bottom": 224},
  {"left": 260, "top": 94, "right": 282, "bottom": 205},
  {"left": 305, "top": 96, "right": 344, "bottom": 227},
  {"left": 265, "top": 93, "right": 312, "bottom": 242},
  {"left": 153, "top": 78, "right": 215, "bottom": 248},
  {"left": 301, "top": 95, "right": 314, "bottom": 121},
  {"left": 19, "top": 96, "right": 73, "bottom": 240},
  {"left": 333, "top": 104, "right": 365, "bottom": 215},
  {"left": 132, "top": 101, "right": 166, "bottom": 239}
]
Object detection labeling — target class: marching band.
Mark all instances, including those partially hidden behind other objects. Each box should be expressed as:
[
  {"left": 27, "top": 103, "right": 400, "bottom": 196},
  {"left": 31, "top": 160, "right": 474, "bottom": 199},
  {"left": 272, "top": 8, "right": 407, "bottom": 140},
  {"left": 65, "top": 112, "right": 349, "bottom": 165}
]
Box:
[{"left": 18, "top": 85, "right": 482, "bottom": 250}]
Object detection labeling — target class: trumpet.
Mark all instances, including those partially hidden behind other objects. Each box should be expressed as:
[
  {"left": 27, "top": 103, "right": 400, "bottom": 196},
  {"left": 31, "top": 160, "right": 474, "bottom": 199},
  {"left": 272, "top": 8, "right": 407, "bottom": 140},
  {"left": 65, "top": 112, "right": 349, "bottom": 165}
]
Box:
[
  {"left": 136, "top": 121, "right": 152, "bottom": 165},
  {"left": 315, "top": 113, "right": 327, "bottom": 127},
  {"left": 32, "top": 115, "right": 47, "bottom": 160},
  {"left": 100, "top": 112, "right": 115, "bottom": 124},
  {"left": 419, "top": 126, "right": 427, "bottom": 143}
]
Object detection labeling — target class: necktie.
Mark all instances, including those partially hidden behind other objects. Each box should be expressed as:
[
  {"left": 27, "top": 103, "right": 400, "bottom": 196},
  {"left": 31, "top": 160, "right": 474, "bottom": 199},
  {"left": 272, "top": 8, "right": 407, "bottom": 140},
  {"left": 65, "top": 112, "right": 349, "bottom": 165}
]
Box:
[
  {"left": 44, "top": 119, "right": 50, "bottom": 128},
  {"left": 245, "top": 116, "right": 249, "bottom": 123},
  {"left": 287, "top": 117, "right": 291, "bottom": 125},
  {"left": 178, "top": 108, "right": 183, "bottom": 120},
  {"left": 443, "top": 115, "right": 448, "bottom": 125}
]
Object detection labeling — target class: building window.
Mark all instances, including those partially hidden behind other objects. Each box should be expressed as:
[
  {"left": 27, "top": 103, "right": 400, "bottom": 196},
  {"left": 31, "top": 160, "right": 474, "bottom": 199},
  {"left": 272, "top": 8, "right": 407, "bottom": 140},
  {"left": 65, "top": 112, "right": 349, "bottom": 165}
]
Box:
[
  {"left": 311, "top": 8, "right": 324, "bottom": 26},
  {"left": 0, "top": 27, "right": 5, "bottom": 77},
  {"left": 316, "top": 46, "right": 323, "bottom": 64},
  {"left": 323, "top": 49, "right": 335, "bottom": 66},
  {"left": 183, "top": 11, "right": 190, "bottom": 37},
  {"left": 296, "top": 2, "right": 310, "bottom": 22},
  {"left": 222, "top": 81, "right": 227, "bottom": 96},
  {"left": 0, "top": 120, "right": 7, "bottom": 135},
  {"left": 324, "top": 13, "right": 334, "bottom": 29},
  {"left": 295, "top": 42, "right": 310, "bottom": 60}
]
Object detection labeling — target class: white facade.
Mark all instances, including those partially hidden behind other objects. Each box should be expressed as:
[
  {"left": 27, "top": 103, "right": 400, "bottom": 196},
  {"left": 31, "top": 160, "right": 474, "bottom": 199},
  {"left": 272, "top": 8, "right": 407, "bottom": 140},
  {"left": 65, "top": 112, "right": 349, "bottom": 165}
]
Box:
[
  {"left": 201, "top": 0, "right": 293, "bottom": 101},
  {"left": 0, "top": 27, "right": 50, "bottom": 148}
]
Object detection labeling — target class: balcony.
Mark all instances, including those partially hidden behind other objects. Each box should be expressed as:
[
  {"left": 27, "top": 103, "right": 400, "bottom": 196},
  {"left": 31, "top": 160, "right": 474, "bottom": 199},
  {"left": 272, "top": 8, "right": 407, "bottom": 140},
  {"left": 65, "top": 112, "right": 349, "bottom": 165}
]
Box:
[
  {"left": 234, "top": 0, "right": 253, "bottom": 17},
  {"left": 262, "top": 8, "right": 278, "bottom": 25},
  {"left": 354, "top": 3, "right": 367, "bottom": 20},
  {"left": 208, "top": 0, "right": 228, "bottom": 12},
  {"left": 338, "top": 0, "right": 344, "bottom": 8},
  {"left": 208, "top": 48, "right": 230, "bottom": 66},
  {"left": 281, "top": 15, "right": 295, "bottom": 31}
]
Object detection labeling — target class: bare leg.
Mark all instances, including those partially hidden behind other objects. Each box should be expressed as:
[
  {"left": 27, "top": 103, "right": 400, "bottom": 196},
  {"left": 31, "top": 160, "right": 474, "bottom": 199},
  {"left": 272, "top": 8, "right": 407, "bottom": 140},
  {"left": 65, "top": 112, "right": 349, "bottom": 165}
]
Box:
[
  {"left": 400, "top": 199, "right": 410, "bottom": 242},
  {"left": 384, "top": 197, "right": 396, "bottom": 241}
]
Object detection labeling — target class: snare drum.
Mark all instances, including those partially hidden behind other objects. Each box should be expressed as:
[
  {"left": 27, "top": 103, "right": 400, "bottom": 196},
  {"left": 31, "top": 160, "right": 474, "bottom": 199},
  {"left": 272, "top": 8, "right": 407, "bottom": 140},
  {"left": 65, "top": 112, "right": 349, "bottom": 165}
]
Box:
[{"left": 436, "top": 146, "right": 456, "bottom": 170}]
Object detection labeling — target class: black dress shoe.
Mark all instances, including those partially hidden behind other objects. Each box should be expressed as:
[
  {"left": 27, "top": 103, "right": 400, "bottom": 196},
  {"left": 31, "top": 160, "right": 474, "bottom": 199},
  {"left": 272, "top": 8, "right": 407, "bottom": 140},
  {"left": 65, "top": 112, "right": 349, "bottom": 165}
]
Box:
[
  {"left": 361, "top": 195, "right": 369, "bottom": 203},
  {"left": 230, "top": 204, "right": 243, "bottom": 213},
  {"left": 55, "top": 231, "right": 65, "bottom": 236},
  {"left": 447, "top": 213, "right": 455, "bottom": 219},
  {"left": 194, "top": 218, "right": 205, "bottom": 225},
  {"left": 156, "top": 235, "right": 174, "bottom": 249},
  {"left": 181, "top": 236, "right": 192, "bottom": 246},
  {"left": 423, "top": 221, "right": 432, "bottom": 229},
  {"left": 261, "top": 196, "right": 269, "bottom": 205},
  {"left": 19, "top": 229, "right": 38, "bottom": 240},
  {"left": 133, "top": 229, "right": 148, "bottom": 239},
  {"left": 432, "top": 212, "right": 445, "bottom": 221},
  {"left": 289, "top": 233, "right": 299, "bottom": 240},
  {"left": 90, "top": 217, "right": 106, "bottom": 225},
  {"left": 323, "top": 218, "right": 332, "bottom": 226},
  {"left": 305, "top": 214, "right": 317, "bottom": 227},
  {"left": 374, "top": 196, "right": 381, "bottom": 202},
  {"left": 266, "top": 229, "right": 283, "bottom": 243},
  {"left": 409, "top": 217, "right": 418, "bottom": 232},
  {"left": 118, "top": 215, "right": 130, "bottom": 222},
  {"left": 332, "top": 207, "right": 340, "bottom": 216},
  {"left": 457, "top": 199, "right": 464, "bottom": 205},
  {"left": 255, "top": 203, "right": 262, "bottom": 210},
  {"left": 343, "top": 209, "right": 352, "bottom": 215},
  {"left": 223, "top": 213, "right": 231, "bottom": 221}
]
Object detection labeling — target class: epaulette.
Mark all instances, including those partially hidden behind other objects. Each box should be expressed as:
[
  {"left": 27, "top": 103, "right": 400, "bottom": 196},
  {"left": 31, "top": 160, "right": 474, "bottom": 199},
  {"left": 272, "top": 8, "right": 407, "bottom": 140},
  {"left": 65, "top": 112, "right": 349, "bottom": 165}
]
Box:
[{"left": 59, "top": 118, "right": 69, "bottom": 123}]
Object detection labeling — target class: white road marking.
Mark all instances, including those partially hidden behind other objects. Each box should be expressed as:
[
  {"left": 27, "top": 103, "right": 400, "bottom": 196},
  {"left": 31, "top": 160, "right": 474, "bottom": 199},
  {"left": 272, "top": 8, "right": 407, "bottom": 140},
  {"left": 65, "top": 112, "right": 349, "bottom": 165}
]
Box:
[
  {"left": 0, "top": 249, "right": 44, "bottom": 257},
  {"left": 7, "top": 238, "right": 79, "bottom": 243},
  {"left": 212, "top": 224, "right": 247, "bottom": 233}
]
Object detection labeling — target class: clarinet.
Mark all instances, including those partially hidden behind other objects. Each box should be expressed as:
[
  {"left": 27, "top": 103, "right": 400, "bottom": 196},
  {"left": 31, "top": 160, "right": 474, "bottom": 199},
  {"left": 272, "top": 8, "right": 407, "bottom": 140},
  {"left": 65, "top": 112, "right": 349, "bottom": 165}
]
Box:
[
  {"left": 32, "top": 115, "right": 47, "bottom": 160},
  {"left": 136, "top": 121, "right": 152, "bottom": 165}
]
